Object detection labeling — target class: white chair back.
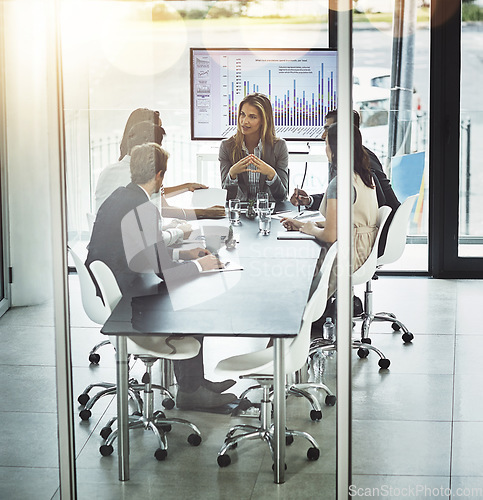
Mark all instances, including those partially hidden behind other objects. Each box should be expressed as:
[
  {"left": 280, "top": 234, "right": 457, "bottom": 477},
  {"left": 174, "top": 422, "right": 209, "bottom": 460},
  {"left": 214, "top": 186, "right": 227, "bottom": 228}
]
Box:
[
  {"left": 303, "top": 242, "right": 338, "bottom": 324},
  {"left": 286, "top": 242, "right": 338, "bottom": 374},
  {"left": 352, "top": 205, "right": 391, "bottom": 286},
  {"left": 89, "top": 260, "right": 122, "bottom": 313},
  {"left": 89, "top": 259, "right": 201, "bottom": 359},
  {"left": 191, "top": 188, "right": 227, "bottom": 208},
  {"left": 86, "top": 212, "right": 96, "bottom": 234},
  {"left": 377, "top": 195, "right": 418, "bottom": 266},
  {"left": 68, "top": 246, "right": 110, "bottom": 325}
]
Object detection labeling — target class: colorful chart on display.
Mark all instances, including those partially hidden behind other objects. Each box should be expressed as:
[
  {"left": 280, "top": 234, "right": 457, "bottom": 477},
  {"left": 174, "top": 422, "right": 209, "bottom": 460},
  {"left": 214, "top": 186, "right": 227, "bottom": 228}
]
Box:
[{"left": 190, "top": 48, "right": 338, "bottom": 141}]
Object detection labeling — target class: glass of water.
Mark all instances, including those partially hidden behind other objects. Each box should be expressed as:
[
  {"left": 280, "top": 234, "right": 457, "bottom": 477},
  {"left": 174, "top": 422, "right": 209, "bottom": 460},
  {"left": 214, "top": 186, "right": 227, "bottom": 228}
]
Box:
[
  {"left": 256, "top": 192, "right": 270, "bottom": 214},
  {"left": 258, "top": 209, "right": 271, "bottom": 235},
  {"left": 228, "top": 198, "right": 241, "bottom": 226}
]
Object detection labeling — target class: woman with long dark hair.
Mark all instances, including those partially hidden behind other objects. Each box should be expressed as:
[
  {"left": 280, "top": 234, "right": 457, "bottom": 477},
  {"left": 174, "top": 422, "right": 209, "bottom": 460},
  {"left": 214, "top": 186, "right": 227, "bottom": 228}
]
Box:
[
  {"left": 118, "top": 108, "right": 163, "bottom": 161},
  {"left": 219, "top": 92, "right": 289, "bottom": 201},
  {"left": 282, "top": 123, "right": 378, "bottom": 294}
]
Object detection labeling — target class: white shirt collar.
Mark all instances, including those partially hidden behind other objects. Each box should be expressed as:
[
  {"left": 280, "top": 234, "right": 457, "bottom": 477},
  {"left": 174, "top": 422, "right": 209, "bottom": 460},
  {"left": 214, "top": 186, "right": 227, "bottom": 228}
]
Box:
[{"left": 137, "top": 184, "right": 151, "bottom": 200}]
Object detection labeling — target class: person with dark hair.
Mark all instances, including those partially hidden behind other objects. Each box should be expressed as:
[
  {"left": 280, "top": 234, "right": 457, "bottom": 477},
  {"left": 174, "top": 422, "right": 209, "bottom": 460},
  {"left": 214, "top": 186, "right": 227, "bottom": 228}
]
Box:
[
  {"left": 86, "top": 142, "right": 237, "bottom": 410},
  {"left": 290, "top": 109, "right": 400, "bottom": 214},
  {"left": 219, "top": 92, "right": 289, "bottom": 201},
  {"left": 88, "top": 142, "right": 222, "bottom": 293},
  {"left": 282, "top": 123, "right": 379, "bottom": 296},
  {"left": 95, "top": 121, "right": 191, "bottom": 247},
  {"left": 95, "top": 108, "right": 225, "bottom": 219},
  {"left": 118, "top": 108, "right": 162, "bottom": 161}
]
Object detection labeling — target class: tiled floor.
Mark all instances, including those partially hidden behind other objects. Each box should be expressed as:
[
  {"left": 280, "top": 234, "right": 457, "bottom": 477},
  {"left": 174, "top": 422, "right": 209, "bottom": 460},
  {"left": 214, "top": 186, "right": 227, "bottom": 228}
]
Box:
[{"left": 1, "top": 275, "right": 483, "bottom": 499}]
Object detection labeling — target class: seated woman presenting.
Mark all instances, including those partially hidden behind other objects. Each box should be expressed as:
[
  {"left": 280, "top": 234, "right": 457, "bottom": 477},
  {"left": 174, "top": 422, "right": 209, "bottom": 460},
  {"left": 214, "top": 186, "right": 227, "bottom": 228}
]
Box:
[
  {"left": 219, "top": 92, "right": 289, "bottom": 202},
  {"left": 281, "top": 123, "right": 379, "bottom": 297}
]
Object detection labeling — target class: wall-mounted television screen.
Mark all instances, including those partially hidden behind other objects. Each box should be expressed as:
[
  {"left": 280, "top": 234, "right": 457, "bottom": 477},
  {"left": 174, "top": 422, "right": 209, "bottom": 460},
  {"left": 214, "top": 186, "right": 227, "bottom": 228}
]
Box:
[{"left": 190, "top": 48, "right": 338, "bottom": 141}]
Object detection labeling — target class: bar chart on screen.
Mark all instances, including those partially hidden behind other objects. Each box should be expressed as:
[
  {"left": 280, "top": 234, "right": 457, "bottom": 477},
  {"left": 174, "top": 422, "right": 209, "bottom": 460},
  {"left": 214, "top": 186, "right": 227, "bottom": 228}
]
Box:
[{"left": 191, "top": 48, "right": 338, "bottom": 140}]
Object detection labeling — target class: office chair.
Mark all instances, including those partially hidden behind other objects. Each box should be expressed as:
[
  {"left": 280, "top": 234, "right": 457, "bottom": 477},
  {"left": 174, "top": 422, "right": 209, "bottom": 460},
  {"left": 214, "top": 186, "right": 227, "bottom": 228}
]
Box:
[
  {"left": 310, "top": 206, "right": 392, "bottom": 370},
  {"left": 355, "top": 194, "right": 418, "bottom": 343},
  {"left": 89, "top": 260, "right": 203, "bottom": 461},
  {"left": 68, "top": 246, "right": 173, "bottom": 420},
  {"left": 68, "top": 244, "right": 111, "bottom": 365},
  {"left": 212, "top": 243, "right": 339, "bottom": 468}
]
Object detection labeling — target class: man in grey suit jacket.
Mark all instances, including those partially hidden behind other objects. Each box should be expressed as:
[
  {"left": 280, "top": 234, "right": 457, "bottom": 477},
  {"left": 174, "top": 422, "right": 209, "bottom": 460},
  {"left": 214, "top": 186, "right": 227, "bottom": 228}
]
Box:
[{"left": 86, "top": 143, "right": 237, "bottom": 410}]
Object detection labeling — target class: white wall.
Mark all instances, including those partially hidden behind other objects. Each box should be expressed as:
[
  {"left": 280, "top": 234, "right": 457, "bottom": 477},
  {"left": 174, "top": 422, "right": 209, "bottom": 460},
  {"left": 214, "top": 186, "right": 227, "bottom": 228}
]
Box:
[{"left": 4, "top": 1, "right": 56, "bottom": 305}]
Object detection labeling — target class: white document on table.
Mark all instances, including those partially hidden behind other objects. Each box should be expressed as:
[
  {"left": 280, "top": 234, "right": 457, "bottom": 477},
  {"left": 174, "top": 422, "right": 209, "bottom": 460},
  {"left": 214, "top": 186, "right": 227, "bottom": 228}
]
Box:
[
  {"left": 272, "top": 210, "right": 322, "bottom": 220},
  {"left": 201, "top": 262, "right": 244, "bottom": 273},
  {"left": 276, "top": 231, "right": 316, "bottom": 241}
]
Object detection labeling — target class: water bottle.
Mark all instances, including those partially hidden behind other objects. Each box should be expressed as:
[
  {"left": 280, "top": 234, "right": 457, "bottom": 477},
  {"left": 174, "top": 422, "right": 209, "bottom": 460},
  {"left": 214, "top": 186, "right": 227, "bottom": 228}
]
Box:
[{"left": 323, "top": 317, "right": 336, "bottom": 358}]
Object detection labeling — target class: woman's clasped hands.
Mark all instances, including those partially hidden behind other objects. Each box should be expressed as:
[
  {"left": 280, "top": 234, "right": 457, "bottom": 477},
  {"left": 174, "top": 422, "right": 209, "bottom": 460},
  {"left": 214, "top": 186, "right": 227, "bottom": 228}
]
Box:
[{"left": 229, "top": 154, "right": 276, "bottom": 180}]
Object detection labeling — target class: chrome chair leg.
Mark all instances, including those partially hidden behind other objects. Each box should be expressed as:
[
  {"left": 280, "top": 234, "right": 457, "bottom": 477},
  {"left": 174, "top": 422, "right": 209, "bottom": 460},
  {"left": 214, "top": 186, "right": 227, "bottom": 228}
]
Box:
[
  {"left": 310, "top": 336, "right": 391, "bottom": 370},
  {"left": 216, "top": 382, "right": 320, "bottom": 468},
  {"left": 88, "top": 339, "right": 111, "bottom": 364},
  {"left": 356, "top": 278, "right": 414, "bottom": 343},
  {"left": 99, "top": 357, "right": 202, "bottom": 461},
  {"left": 372, "top": 312, "right": 414, "bottom": 342}
]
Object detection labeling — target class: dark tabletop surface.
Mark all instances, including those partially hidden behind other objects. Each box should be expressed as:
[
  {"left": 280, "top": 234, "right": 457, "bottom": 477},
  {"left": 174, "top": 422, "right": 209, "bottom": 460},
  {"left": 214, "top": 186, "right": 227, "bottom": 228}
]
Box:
[{"left": 102, "top": 203, "right": 322, "bottom": 339}]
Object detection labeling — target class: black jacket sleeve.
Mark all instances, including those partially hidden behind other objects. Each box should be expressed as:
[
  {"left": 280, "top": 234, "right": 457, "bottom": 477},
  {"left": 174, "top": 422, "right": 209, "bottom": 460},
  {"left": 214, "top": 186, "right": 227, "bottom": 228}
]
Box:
[
  {"left": 365, "top": 147, "right": 400, "bottom": 210},
  {"left": 309, "top": 193, "right": 324, "bottom": 211}
]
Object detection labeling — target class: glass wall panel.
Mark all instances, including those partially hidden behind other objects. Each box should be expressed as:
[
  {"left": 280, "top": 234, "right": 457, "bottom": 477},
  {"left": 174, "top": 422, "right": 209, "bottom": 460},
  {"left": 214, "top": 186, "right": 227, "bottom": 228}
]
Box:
[
  {"left": 458, "top": 18, "right": 483, "bottom": 257},
  {"left": 0, "top": 0, "right": 63, "bottom": 497},
  {"left": 0, "top": 177, "right": 4, "bottom": 306},
  {"left": 62, "top": 0, "right": 338, "bottom": 496},
  {"left": 353, "top": 3, "right": 430, "bottom": 271}
]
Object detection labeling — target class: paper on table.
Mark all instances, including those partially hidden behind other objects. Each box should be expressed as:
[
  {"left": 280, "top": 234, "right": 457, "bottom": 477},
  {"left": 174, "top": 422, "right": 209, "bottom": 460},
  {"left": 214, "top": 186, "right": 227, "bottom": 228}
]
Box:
[
  {"left": 272, "top": 210, "right": 321, "bottom": 220},
  {"left": 201, "top": 262, "right": 244, "bottom": 273},
  {"left": 276, "top": 231, "right": 316, "bottom": 241}
]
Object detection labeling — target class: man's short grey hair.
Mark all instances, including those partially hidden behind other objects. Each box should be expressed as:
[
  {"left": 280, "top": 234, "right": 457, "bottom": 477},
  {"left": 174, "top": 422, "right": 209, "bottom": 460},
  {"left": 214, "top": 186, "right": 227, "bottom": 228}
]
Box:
[{"left": 130, "top": 143, "right": 169, "bottom": 185}]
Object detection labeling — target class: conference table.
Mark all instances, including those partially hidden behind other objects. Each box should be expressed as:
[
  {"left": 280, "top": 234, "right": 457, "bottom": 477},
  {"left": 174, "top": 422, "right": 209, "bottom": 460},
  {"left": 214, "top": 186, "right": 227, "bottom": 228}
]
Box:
[{"left": 101, "top": 202, "right": 322, "bottom": 483}]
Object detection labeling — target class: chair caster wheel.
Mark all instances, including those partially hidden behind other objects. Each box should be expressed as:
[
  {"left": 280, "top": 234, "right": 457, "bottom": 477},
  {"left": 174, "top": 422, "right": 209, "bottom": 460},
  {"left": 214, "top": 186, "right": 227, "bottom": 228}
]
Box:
[
  {"left": 361, "top": 337, "right": 372, "bottom": 344},
  {"left": 286, "top": 435, "right": 294, "bottom": 446},
  {"left": 378, "top": 358, "right": 390, "bottom": 369},
  {"left": 77, "top": 393, "right": 89, "bottom": 406},
  {"left": 391, "top": 322, "right": 401, "bottom": 331},
  {"left": 162, "top": 398, "right": 175, "bottom": 410},
  {"left": 153, "top": 410, "right": 166, "bottom": 419},
  {"left": 307, "top": 447, "right": 320, "bottom": 461},
  {"left": 99, "top": 444, "right": 113, "bottom": 457},
  {"left": 217, "top": 454, "right": 231, "bottom": 467},
  {"left": 187, "top": 433, "right": 202, "bottom": 446},
  {"left": 325, "top": 394, "right": 337, "bottom": 406},
  {"left": 89, "top": 353, "right": 100, "bottom": 364},
  {"left": 79, "top": 409, "right": 92, "bottom": 421},
  {"left": 154, "top": 448, "right": 167, "bottom": 461},
  {"left": 310, "top": 409, "right": 322, "bottom": 421},
  {"left": 272, "top": 462, "right": 287, "bottom": 471},
  {"left": 159, "top": 424, "right": 172, "bottom": 433},
  {"left": 402, "top": 332, "right": 414, "bottom": 343},
  {"left": 357, "top": 348, "right": 369, "bottom": 359},
  {"left": 100, "top": 427, "right": 112, "bottom": 440}
]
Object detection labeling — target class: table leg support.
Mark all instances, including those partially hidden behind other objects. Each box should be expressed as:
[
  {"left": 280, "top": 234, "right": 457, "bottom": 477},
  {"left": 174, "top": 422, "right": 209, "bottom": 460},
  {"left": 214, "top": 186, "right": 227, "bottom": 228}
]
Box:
[
  {"left": 116, "top": 336, "right": 129, "bottom": 481},
  {"left": 273, "top": 338, "right": 286, "bottom": 484}
]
